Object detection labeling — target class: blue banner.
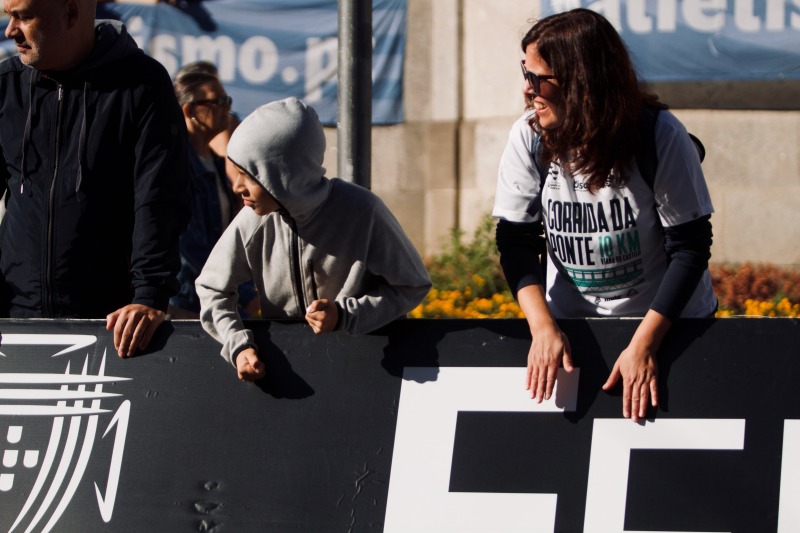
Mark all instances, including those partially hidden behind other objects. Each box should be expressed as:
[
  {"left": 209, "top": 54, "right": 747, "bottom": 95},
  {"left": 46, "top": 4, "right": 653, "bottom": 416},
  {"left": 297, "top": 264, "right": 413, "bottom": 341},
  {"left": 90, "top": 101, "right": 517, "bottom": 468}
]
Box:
[
  {"left": 542, "top": 0, "right": 800, "bottom": 81},
  {"left": 0, "top": 0, "right": 406, "bottom": 124}
]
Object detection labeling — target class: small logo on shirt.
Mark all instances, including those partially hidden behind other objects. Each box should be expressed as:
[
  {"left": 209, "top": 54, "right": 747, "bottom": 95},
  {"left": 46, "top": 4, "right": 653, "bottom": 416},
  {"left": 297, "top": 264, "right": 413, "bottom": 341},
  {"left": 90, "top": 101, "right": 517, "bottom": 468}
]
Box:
[{"left": 545, "top": 167, "right": 561, "bottom": 190}]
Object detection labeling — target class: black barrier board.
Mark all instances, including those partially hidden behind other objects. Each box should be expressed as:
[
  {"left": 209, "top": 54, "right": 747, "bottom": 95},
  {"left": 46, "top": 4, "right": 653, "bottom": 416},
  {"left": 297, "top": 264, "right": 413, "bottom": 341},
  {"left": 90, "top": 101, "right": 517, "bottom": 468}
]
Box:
[{"left": 0, "top": 317, "right": 798, "bottom": 532}]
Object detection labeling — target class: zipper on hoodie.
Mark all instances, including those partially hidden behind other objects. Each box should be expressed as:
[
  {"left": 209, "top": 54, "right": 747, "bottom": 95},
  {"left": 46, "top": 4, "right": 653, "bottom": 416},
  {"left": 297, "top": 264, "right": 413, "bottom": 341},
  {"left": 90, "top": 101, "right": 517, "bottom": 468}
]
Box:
[
  {"left": 288, "top": 217, "right": 308, "bottom": 313},
  {"left": 308, "top": 259, "right": 319, "bottom": 301},
  {"left": 44, "top": 80, "right": 63, "bottom": 317}
]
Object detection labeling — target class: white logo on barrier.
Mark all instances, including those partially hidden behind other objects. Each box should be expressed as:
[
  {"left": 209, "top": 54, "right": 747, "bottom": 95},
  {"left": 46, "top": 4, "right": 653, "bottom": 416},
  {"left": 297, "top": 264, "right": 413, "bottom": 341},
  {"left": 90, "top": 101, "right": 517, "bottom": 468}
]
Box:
[
  {"left": 0, "top": 334, "right": 131, "bottom": 532},
  {"left": 384, "top": 367, "right": 579, "bottom": 533},
  {"left": 583, "top": 418, "right": 744, "bottom": 533},
  {"left": 384, "top": 366, "right": 792, "bottom": 533}
]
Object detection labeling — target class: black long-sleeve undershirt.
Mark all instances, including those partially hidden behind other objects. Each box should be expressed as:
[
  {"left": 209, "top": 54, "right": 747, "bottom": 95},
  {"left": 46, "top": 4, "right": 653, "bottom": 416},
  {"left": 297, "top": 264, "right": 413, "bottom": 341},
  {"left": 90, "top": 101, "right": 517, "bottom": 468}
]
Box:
[
  {"left": 495, "top": 215, "right": 714, "bottom": 320},
  {"left": 495, "top": 219, "right": 546, "bottom": 297},
  {"left": 650, "top": 215, "right": 714, "bottom": 320}
]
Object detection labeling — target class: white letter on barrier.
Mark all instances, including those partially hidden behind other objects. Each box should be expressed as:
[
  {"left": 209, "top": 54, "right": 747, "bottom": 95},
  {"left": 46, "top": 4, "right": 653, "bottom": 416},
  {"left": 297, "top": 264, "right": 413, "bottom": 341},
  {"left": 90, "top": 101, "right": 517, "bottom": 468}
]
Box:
[
  {"left": 778, "top": 419, "right": 800, "bottom": 532},
  {"left": 584, "top": 418, "right": 745, "bottom": 533},
  {"left": 384, "top": 367, "right": 580, "bottom": 533}
]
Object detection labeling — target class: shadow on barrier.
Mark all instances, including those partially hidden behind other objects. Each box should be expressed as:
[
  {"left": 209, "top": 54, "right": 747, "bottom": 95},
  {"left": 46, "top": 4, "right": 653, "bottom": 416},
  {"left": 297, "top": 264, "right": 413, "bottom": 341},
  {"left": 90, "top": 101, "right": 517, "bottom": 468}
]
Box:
[
  {"left": 655, "top": 317, "right": 718, "bottom": 415},
  {"left": 375, "top": 317, "right": 721, "bottom": 423},
  {"left": 251, "top": 321, "right": 315, "bottom": 399},
  {"left": 379, "top": 318, "right": 446, "bottom": 383},
  {"left": 137, "top": 318, "right": 316, "bottom": 399},
  {"left": 139, "top": 320, "right": 175, "bottom": 355}
]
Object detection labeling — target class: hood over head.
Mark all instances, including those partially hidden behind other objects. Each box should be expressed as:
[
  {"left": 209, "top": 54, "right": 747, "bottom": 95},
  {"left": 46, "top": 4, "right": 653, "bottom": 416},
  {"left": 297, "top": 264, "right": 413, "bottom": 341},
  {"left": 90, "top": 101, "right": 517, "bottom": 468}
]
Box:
[{"left": 227, "top": 97, "right": 329, "bottom": 222}]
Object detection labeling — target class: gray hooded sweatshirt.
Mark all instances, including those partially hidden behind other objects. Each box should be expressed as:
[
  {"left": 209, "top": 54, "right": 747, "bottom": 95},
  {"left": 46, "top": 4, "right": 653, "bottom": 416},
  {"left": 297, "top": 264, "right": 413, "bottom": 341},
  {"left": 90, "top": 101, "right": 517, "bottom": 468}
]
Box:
[{"left": 196, "top": 98, "right": 431, "bottom": 366}]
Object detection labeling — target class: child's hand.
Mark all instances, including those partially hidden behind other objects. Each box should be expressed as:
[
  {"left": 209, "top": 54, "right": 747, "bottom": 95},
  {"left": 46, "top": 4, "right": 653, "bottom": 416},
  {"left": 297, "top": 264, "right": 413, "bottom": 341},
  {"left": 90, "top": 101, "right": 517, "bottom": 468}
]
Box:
[
  {"left": 305, "top": 299, "right": 338, "bottom": 334},
  {"left": 236, "top": 348, "right": 265, "bottom": 382}
]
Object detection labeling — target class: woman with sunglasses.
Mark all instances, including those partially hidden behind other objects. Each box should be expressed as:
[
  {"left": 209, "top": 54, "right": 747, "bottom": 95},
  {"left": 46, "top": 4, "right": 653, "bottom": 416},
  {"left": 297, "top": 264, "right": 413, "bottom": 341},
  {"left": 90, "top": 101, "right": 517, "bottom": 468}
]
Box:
[
  {"left": 169, "top": 66, "right": 257, "bottom": 318},
  {"left": 493, "top": 8, "right": 717, "bottom": 422}
]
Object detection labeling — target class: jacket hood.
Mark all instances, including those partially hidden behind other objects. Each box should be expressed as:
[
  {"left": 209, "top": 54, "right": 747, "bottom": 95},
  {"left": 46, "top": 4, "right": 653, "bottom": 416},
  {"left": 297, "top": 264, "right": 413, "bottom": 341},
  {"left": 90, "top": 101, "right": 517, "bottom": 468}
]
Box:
[
  {"left": 14, "top": 20, "right": 141, "bottom": 195},
  {"left": 227, "top": 97, "right": 329, "bottom": 223},
  {"left": 71, "top": 20, "right": 140, "bottom": 74}
]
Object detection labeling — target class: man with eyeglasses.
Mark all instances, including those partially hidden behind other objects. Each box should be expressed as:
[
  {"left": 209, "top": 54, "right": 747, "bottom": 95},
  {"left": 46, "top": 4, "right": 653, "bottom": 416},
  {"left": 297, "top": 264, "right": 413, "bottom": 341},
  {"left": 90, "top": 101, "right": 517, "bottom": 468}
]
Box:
[{"left": 0, "top": 0, "right": 190, "bottom": 357}]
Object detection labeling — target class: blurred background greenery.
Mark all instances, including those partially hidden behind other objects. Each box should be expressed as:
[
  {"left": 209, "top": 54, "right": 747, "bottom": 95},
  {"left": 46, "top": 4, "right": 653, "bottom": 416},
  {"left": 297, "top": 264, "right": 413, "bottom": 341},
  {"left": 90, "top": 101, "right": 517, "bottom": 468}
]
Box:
[{"left": 411, "top": 215, "right": 800, "bottom": 319}]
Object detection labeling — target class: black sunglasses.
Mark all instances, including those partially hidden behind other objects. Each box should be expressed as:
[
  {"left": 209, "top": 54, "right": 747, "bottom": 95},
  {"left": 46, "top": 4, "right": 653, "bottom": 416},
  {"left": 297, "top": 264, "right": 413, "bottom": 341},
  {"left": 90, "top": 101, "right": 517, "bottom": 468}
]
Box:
[
  {"left": 520, "top": 60, "right": 557, "bottom": 96},
  {"left": 191, "top": 94, "right": 232, "bottom": 107}
]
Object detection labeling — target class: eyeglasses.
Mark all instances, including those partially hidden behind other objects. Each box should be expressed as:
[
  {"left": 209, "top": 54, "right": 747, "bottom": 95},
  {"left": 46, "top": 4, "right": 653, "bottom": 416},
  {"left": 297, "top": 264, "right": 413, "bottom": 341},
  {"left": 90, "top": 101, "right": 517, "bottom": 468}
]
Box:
[
  {"left": 191, "top": 94, "right": 232, "bottom": 107},
  {"left": 520, "top": 60, "right": 557, "bottom": 96}
]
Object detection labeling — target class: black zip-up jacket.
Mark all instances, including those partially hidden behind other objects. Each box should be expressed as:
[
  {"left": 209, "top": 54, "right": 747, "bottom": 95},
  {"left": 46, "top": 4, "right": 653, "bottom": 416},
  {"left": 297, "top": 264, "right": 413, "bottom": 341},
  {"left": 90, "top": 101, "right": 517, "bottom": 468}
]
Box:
[{"left": 0, "top": 21, "right": 190, "bottom": 318}]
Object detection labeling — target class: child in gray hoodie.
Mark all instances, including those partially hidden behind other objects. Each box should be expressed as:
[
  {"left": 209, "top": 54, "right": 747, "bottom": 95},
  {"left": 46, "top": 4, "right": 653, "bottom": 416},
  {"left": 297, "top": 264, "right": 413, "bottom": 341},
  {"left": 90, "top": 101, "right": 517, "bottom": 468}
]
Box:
[{"left": 196, "top": 98, "right": 431, "bottom": 382}]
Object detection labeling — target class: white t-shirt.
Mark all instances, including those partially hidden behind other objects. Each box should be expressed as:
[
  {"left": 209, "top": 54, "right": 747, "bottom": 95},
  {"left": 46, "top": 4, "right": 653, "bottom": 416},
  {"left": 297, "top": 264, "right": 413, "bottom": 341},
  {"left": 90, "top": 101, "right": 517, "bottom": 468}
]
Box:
[{"left": 493, "top": 109, "right": 717, "bottom": 318}]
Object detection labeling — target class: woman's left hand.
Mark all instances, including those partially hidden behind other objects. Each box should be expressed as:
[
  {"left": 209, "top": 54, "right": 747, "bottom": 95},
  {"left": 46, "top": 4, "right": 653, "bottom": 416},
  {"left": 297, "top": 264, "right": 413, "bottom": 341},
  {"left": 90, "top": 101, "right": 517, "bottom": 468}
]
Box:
[
  {"left": 603, "top": 344, "right": 658, "bottom": 422},
  {"left": 602, "top": 309, "right": 671, "bottom": 422}
]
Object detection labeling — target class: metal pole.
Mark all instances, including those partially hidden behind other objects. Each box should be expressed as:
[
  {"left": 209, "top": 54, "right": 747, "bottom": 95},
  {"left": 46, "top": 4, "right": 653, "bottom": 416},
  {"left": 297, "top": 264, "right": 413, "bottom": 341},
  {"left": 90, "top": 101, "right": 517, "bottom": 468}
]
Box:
[{"left": 337, "top": 0, "right": 372, "bottom": 189}]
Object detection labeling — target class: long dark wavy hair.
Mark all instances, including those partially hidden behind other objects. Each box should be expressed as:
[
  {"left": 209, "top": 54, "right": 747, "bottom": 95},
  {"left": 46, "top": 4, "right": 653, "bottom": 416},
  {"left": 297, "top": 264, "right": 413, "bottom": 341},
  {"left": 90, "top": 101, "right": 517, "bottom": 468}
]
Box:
[{"left": 522, "top": 8, "right": 665, "bottom": 191}]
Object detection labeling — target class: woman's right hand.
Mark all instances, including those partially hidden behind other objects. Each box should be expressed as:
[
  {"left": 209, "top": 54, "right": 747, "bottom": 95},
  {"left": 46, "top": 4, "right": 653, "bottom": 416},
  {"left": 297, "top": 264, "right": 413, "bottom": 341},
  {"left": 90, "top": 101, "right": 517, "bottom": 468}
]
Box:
[
  {"left": 517, "top": 284, "right": 574, "bottom": 402},
  {"left": 526, "top": 322, "right": 573, "bottom": 401}
]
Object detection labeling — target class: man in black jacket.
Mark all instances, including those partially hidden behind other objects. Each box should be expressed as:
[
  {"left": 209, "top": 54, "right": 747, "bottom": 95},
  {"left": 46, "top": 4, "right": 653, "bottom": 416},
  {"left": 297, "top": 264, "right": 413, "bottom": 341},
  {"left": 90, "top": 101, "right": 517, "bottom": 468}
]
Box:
[{"left": 0, "top": 0, "right": 190, "bottom": 356}]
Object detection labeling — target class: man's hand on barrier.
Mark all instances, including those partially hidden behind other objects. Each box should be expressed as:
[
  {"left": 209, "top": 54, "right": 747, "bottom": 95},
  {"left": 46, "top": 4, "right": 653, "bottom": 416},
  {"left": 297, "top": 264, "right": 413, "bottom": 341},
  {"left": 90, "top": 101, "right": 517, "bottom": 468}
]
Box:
[
  {"left": 236, "top": 348, "right": 265, "bottom": 382},
  {"left": 106, "top": 304, "right": 166, "bottom": 358}
]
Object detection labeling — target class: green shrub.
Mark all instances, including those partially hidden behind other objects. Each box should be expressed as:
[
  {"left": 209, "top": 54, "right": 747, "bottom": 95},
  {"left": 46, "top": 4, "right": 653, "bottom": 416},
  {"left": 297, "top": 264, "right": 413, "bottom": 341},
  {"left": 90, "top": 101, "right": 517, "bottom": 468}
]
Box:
[{"left": 425, "top": 214, "right": 506, "bottom": 299}]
